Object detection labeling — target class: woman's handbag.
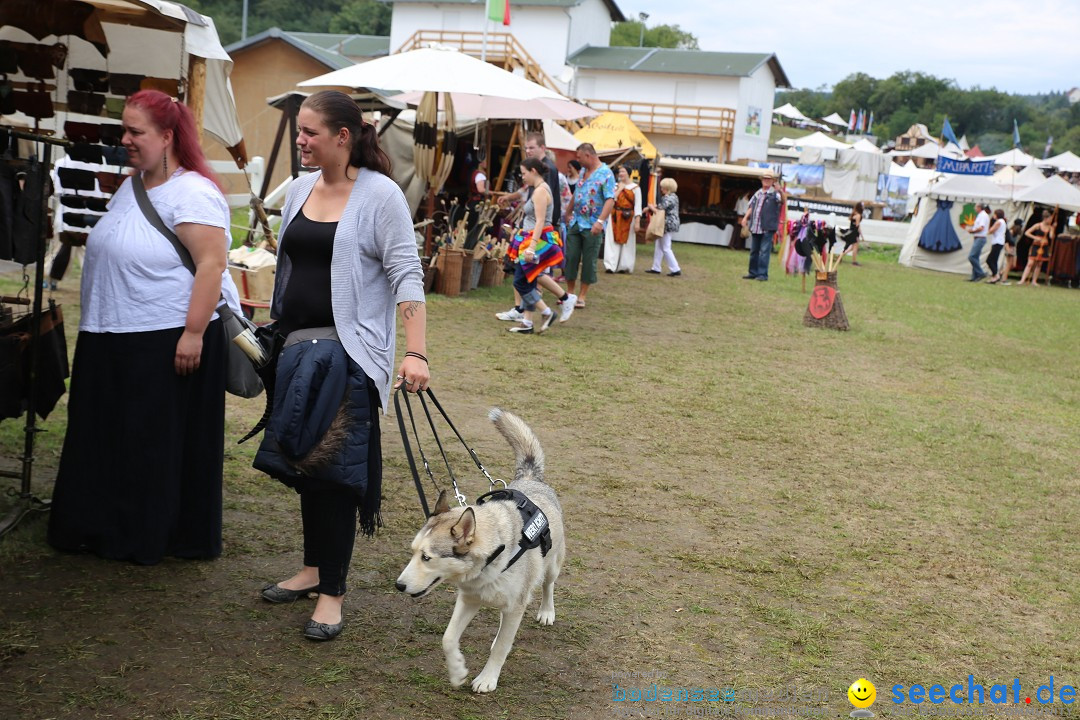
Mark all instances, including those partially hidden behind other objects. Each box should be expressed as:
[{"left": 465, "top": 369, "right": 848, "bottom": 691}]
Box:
[
  {"left": 645, "top": 208, "right": 665, "bottom": 242},
  {"left": 131, "top": 174, "right": 264, "bottom": 398}
]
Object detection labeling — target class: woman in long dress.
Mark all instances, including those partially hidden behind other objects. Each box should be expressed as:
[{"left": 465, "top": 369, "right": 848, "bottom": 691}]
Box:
[{"left": 603, "top": 165, "right": 641, "bottom": 274}]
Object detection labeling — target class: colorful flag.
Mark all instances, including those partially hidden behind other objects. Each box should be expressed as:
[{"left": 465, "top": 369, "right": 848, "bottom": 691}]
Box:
[
  {"left": 848, "top": 109, "right": 856, "bottom": 132},
  {"left": 1012, "top": 119, "right": 1021, "bottom": 149},
  {"left": 867, "top": 111, "right": 874, "bottom": 135},
  {"left": 1044, "top": 135, "right": 1053, "bottom": 158},
  {"left": 487, "top": 0, "right": 511, "bottom": 25},
  {"left": 942, "top": 117, "right": 959, "bottom": 147},
  {"left": 856, "top": 109, "right": 865, "bottom": 133}
]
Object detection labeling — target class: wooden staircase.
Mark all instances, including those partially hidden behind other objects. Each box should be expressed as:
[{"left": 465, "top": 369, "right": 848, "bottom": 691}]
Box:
[{"left": 397, "top": 30, "right": 562, "bottom": 95}]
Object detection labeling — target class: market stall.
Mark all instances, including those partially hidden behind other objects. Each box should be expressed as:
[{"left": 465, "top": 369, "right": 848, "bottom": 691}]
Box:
[
  {"left": 656, "top": 157, "right": 767, "bottom": 248},
  {"left": 0, "top": 0, "right": 246, "bottom": 535}
]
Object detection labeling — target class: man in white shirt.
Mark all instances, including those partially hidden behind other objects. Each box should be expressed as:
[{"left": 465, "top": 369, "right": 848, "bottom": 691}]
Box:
[{"left": 965, "top": 203, "right": 990, "bottom": 282}]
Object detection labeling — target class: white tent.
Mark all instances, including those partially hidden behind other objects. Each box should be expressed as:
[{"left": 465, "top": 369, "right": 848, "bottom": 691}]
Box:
[
  {"left": 899, "top": 175, "right": 1023, "bottom": 275},
  {"left": 992, "top": 165, "right": 1020, "bottom": 186},
  {"left": 852, "top": 138, "right": 881, "bottom": 153},
  {"left": 788, "top": 131, "right": 852, "bottom": 150},
  {"left": 821, "top": 112, "right": 848, "bottom": 128},
  {"left": 775, "top": 137, "right": 798, "bottom": 147},
  {"left": 1044, "top": 150, "right": 1080, "bottom": 172},
  {"left": 1015, "top": 165, "right": 1047, "bottom": 187},
  {"left": 986, "top": 148, "right": 1036, "bottom": 167},
  {"left": 773, "top": 103, "right": 810, "bottom": 121},
  {"left": 542, "top": 119, "right": 580, "bottom": 151},
  {"left": 1015, "top": 174, "right": 1080, "bottom": 212}
]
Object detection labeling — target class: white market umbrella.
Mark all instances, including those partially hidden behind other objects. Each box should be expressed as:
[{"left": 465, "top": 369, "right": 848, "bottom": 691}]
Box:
[
  {"left": 985, "top": 147, "right": 1036, "bottom": 167},
  {"left": 1044, "top": 150, "right": 1080, "bottom": 172},
  {"left": 299, "top": 45, "right": 565, "bottom": 102},
  {"left": 387, "top": 90, "right": 597, "bottom": 121}
]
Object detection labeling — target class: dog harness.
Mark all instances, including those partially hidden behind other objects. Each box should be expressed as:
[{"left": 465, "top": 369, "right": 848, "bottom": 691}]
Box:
[{"left": 476, "top": 489, "right": 551, "bottom": 573}]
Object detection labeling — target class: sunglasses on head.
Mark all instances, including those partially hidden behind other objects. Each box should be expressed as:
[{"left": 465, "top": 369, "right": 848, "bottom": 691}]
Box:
[
  {"left": 60, "top": 195, "right": 109, "bottom": 212},
  {"left": 64, "top": 121, "right": 123, "bottom": 146}
]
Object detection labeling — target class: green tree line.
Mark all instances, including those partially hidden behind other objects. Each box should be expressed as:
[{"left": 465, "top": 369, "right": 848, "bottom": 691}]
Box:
[
  {"left": 184, "top": 0, "right": 391, "bottom": 45},
  {"left": 778, "top": 71, "right": 1080, "bottom": 157}
]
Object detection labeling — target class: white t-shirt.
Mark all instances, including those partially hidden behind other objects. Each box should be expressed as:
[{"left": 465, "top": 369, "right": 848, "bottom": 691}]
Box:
[
  {"left": 989, "top": 218, "right": 1007, "bottom": 246},
  {"left": 80, "top": 170, "right": 241, "bottom": 333},
  {"left": 971, "top": 210, "right": 990, "bottom": 238}
]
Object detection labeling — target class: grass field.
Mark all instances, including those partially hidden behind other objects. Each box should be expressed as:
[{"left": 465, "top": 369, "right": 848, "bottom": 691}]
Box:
[{"left": 1, "top": 242, "right": 1078, "bottom": 719}]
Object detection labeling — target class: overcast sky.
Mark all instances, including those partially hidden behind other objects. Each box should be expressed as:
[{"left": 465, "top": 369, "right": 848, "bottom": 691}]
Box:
[{"left": 615, "top": 0, "right": 1079, "bottom": 95}]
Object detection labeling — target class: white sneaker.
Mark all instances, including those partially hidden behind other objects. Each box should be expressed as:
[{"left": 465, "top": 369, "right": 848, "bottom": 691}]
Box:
[
  {"left": 537, "top": 312, "right": 556, "bottom": 333},
  {"left": 496, "top": 307, "right": 523, "bottom": 321},
  {"left": 559, "top": 294, "right": 577, "bottom": 323},
  {"left": 508, "top": 323, "right": 533, "bottom": 334}
]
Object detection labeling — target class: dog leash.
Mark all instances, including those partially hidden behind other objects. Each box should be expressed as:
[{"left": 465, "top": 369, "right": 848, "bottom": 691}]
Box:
[{"left": 394, "top": 386, "right": 504, "bottom": 517}]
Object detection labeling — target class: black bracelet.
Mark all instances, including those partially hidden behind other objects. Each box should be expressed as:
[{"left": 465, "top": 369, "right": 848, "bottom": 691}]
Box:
[{"left": 405, "top": 351, "right": 428, "bottom": 364}]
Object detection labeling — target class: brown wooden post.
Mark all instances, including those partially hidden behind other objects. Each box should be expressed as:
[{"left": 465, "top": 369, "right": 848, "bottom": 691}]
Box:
[
  {"left": 187, "top": 55, "right": 207, "bottom": 137},
  {"left": 423, "top": 188, "right": 436, "bottom": 257},
  {"left": 495, "top": 122, "right": 521, "bottom": 195}
]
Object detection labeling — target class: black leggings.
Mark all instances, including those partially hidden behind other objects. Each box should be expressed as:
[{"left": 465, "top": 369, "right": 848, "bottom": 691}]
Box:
[
  {"left": 987, "top": 244, "right": 1003, "bottom": 276},
  {"left": 301, "top": 485, "right": 359, "bottom": 596}
]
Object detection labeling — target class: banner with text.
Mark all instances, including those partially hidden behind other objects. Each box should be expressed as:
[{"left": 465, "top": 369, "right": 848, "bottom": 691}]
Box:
[{"left": 935, "top": 156, "right": 994, "bottom": 176}]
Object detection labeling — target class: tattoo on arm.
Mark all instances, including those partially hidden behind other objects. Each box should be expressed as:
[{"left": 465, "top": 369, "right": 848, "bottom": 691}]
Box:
[{"left": 403, "top": 300, "right": 424, "bottom": 321}]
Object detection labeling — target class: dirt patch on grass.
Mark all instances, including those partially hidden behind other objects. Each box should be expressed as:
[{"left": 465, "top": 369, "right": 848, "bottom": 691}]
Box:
[{"left": 2, "top": 245, "right": 1079, "bottom": 719}]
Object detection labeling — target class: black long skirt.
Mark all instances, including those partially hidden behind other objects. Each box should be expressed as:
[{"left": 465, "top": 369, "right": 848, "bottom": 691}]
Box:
[{"left": 48, "top": 320, "right": 227, "bottom": 565}]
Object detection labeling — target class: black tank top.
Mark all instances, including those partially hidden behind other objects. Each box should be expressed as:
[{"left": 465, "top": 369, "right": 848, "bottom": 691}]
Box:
[{"left": 279, "top": 208, "right": 336, "bottom": 336}]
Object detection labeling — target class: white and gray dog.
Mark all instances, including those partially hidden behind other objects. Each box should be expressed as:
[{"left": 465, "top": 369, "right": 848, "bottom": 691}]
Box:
[{"left": 396, "top": 408, "right": 565, "bottom": 693}]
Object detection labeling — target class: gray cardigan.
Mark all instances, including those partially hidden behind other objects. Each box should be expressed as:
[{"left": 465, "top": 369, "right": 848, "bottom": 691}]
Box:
[{"left": 271, "top": 168, "right": 425, "bottom": 411}]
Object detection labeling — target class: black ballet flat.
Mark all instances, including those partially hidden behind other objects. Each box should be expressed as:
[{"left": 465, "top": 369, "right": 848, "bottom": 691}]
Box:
[
  {"left": 304, "top": 619, "right": 344, "bottom": 641},
  {"left": 261, "top": 583, "right": 319, "bottom": 603}
]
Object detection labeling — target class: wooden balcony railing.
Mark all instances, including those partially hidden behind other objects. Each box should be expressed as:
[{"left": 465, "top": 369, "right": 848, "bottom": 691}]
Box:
[
  {"left": 396, "top": 30, "right": 562, "bottom": 95},
  {"left": 583, "top": 99, "right": 735, "bottom": 140}
]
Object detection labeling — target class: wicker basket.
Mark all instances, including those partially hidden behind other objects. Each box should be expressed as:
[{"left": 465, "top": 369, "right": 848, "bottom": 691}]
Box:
[
  {"left": 435, "top": 248, "right": 465, "bottom": 297},
  {"left": 478, "top": 257, "right": 502, "bottom": 287},
  {"left": 803, "top": 271, "right": 849, "bottom": 331}
]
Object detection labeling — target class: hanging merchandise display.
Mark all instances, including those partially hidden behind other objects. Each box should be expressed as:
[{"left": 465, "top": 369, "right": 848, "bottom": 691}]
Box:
[{"left": 0, "top": 0, "right": 249, "bottom": 538}]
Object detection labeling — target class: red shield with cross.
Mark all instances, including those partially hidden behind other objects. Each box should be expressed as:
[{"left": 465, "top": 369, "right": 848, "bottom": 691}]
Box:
[{"left": 809, "top": 285, "right": 836, "bottom": 319}]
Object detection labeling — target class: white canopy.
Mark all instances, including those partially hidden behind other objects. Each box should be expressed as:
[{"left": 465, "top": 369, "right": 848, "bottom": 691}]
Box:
[
  {"left": 918, "top": 174, "right": 1014, "bottom": 201},
  {"left": 992, "top": 165, "right": 1020, "bottom": 186},
  {"left": 1015, "top": 174, "right": 1080, "bottom": 212},
  {"left": 1015, "top": 165, "right": 1047, "bottom": 187},
  {"left": 787, "top": 131, "right": 851, "bottom": 150},
  {"left": 1044, "top": 150, "right": 1080, "bottom": 172},
  {"left": 821, "top": 112, "right": 848, "bottom": 127},
  {"left": 542, "top": 118, "right": 580, "bottom": 151},
  {"left": 985, "top": 147, "right": 1036, "bottom": 167},
  {"left": 773, "top": 103, "right": 809, "bottom": 121},
  {"left": 775, "top": 137, "right": 798, "bottom": 147},
  {"left": 300, "top": 45, "right": 565, "bottom": 102}
]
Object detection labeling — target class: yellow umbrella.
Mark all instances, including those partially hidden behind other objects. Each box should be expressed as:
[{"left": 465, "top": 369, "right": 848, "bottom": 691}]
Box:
[{"left": 573, "top": 111, "right": 658, "bottom": 160}]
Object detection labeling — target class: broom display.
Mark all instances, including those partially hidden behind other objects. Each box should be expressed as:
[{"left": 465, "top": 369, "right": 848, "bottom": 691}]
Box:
[{"left": 802, "top": 220, "right": 850, "bottom": 332}]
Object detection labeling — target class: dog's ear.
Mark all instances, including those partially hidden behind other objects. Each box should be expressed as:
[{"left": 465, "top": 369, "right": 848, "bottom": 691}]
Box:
[
  {"left": 433, "top": 490, "right": 451, "bottom": 516},
  {"left": 450, "top": 507, "right": 476, "bottom": 553}
]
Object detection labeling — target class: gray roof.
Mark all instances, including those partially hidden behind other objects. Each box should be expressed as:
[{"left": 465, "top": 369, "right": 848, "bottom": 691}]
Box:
[
  {"left": 287, "top": 32, "right": 390, "bottom": 59},
  {"left": 375, "top": 0, "right": 626, "bottom": 22},
  {"left": 224, "top": 28, "right": 361, "bottom": 70},
  {"left": 567, "top": 46, "right": 791, "bottom": 88}
]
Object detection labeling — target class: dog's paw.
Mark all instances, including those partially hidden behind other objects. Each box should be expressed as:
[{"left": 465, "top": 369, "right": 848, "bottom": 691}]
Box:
[
  {"left": 472, "top": 670, "right": 500, "bottom": 694},
  {"left": 536, "top": 607, "right": 555, "bottom": 625},
  {"left": 446, "top": 653, "right": 469, "bottom": 688}
]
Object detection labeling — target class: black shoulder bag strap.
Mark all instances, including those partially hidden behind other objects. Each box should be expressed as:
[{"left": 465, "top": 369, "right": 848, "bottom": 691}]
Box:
[{"left": 131, "top": 173, "right": 233, "bottom": 317}]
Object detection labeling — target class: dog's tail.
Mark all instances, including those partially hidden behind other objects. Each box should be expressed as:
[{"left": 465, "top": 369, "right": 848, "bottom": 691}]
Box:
[{"left": 489, "top": 408, "right": 545, "bottom": 484}]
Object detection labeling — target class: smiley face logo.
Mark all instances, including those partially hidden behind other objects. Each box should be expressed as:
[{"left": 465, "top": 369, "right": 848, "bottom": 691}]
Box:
[{"left": 848, "top": 678, "right": 876, "bottom": 709}]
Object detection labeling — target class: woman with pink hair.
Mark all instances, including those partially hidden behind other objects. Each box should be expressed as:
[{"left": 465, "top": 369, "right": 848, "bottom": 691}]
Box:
[{"left": 49, "top": 90, "right": 243, "bottom": 565}]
